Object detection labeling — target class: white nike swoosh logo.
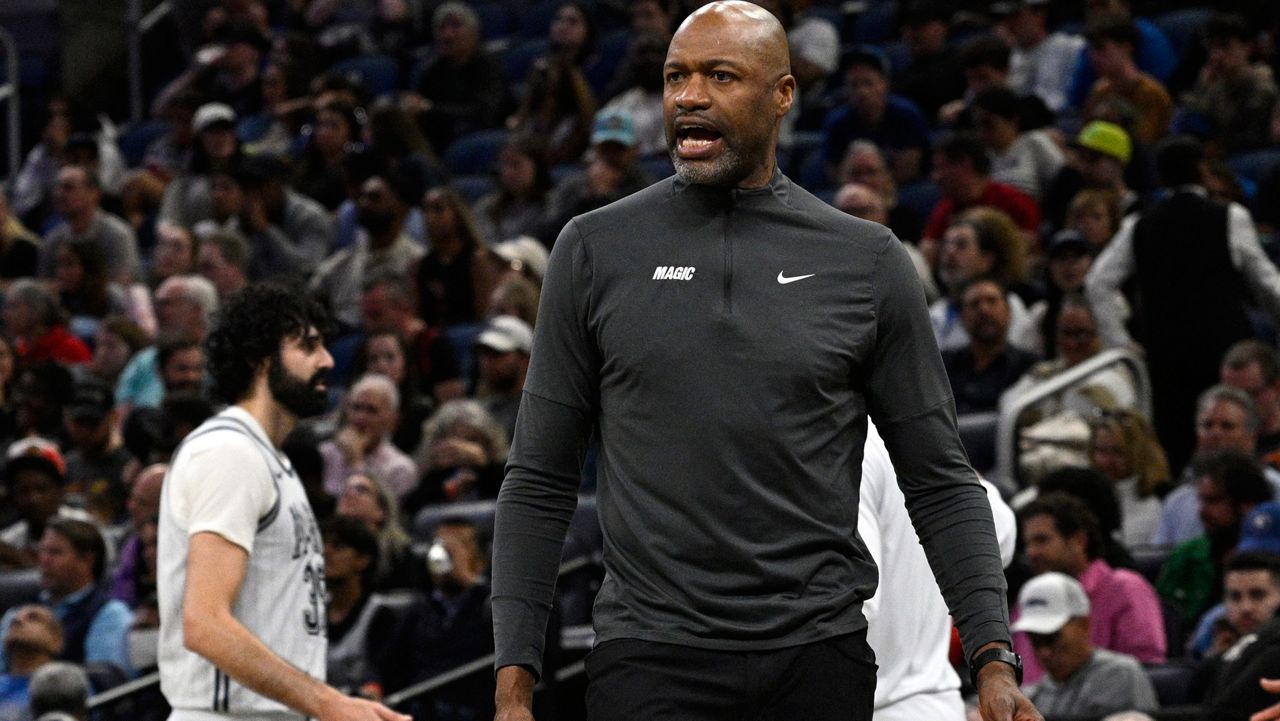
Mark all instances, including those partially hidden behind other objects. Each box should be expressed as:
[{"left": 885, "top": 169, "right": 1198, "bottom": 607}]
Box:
[{"left": 777, "top": 272, "right": 815, "bottom": 284}]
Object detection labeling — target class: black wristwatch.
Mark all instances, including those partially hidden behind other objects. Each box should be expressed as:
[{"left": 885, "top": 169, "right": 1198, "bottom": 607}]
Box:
[{"left": 969, "top": 647, "right": 1023, "bottom": 688}]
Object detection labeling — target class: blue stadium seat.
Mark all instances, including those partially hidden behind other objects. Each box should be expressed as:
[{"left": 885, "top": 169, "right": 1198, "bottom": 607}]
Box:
[
  {"left": 1229, "top": 148, "right": 1280, "bottom": 185},
  {"left": 0, "top": 568, "right": 41, "bottom": 616},
  {"left": 502, "top": 37, "right": 550, "bottom": 85},
  {"left": 443, "top": 129, "right": 508, "bottom": 176},
  {"left": 957, "top": 411, "right": 999, "bottom": 476},
  {"left": 851, "top": 0, "right": 897, "bottom": 44},
  {"left": 473, "top": 2, "right": 513, "bottom": 40},
  {"left": 1152, "top": 8, "right": 1214, "bottom": 59},
  {"left": 442, "top": 321, "right": 485, "bottom": 383},
  {"left": 118, "top": 119, "right": 168, "bottom": 168},
  {"left": 330, "top": 54, "right": 402, "bottom": 98},
  {"left": 519, "top": 0, "right": 561, "bottom": 38},
  {"left": 413, "top": 499, "right": 498, "bottom": 543},
  {"left": 586, "top": 29, "right": 631, "bottom": 98},
  {"left": 1145, "top": 662, "right": 1197, "bottom": 707},
  {"left": 639, "top": 155, "right": 674, "bottom": 181},
  {"left": 798, "top": 151, "right": 832, "bottom": 193},
  {"left": 897, "top": 180, "right": 941, "bottom": 219},
  {"left": 450, "top": 173, "right": 497, "bottom": 204}
]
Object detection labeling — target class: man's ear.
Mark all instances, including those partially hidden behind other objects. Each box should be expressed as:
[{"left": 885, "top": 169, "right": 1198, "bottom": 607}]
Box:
[{"left": 775, "top": 74, "right": 796, "bottom": 119}]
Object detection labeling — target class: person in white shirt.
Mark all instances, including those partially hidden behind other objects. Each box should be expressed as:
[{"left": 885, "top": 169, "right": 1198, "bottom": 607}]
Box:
[
  {"left": 859, "top": 421, "right": 1017, "bottom": 720},
  {"left": 992, "top": 0, "right": 1084, "bottom": 113},
  {"left": 157, "top": 284, "right": 407, "bottom": 721}
]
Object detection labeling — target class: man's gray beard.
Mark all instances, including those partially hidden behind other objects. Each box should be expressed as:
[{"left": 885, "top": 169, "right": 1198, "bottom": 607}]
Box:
[{"left": 671, "top": 144, "right": 750, "bottom": 186}]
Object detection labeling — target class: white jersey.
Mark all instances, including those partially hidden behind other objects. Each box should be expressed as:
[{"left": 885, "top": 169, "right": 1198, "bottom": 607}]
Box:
[
  {"left": 859, "top": 421, "right": 1016, "bottom": 721},
  {"left": 158, "top": 408, "right": 326, "bottom": 717}
]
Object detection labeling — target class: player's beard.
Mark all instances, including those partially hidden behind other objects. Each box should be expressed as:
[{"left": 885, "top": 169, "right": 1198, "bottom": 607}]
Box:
[{"left": 268, "top": 355, "right": 329, "bottom": 418}]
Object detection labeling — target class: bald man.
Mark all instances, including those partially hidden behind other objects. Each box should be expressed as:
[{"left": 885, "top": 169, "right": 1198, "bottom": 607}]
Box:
[{"left": 491, "top": 3, "right": 1039, "bottom": 721}]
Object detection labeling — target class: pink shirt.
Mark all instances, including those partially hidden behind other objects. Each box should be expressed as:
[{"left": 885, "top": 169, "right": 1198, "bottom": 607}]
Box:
[
  {"left": 320, "top": 438, "right": 418, "bottom": 501},
  {"left": 1015, "top": 559, "right": 1166, "bottom": 685}
]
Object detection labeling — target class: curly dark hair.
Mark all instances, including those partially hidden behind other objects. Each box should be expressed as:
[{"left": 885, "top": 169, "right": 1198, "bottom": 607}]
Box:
[{"left": 205, "top": 283, "right": 331, "bottom": 404}]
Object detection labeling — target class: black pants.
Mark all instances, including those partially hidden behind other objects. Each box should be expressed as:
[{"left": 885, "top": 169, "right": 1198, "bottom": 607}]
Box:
[{"left": 584, "top": 629, "right": 877, "bottom": 721}]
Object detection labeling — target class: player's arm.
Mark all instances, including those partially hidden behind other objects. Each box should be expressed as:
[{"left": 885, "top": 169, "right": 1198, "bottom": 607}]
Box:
[{"left": 182, "top": 531, "right": 409, "bottom": 721}]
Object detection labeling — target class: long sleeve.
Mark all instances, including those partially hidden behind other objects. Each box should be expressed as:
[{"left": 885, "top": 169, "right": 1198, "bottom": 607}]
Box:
[
  {"left": 865, "top": 235, "right": 1010, "bottom": 658},
  {"left": 1085, "top": 214, "right": 1138, "bottom": 348},
  {"left": 84, "top": 600, "right": 135, "bottom": 672},
  {"left": 1226, "top": 202, "right": 1280, "bottom": 322},
  {"left": 491, "top": 220, "right": 599, "bottom": 678}
]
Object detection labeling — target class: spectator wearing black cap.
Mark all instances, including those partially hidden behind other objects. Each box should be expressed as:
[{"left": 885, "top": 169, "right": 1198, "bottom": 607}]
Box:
[
  {"left": 310, "top": 171, "right": 426, "bottom": 332},
  {"left": 993, "top": 0, "right": 1084, "bottom": 113},
  {"left": 0, "top": 518, "right": 132, "bottom": 673},
  {"left": 1082, "top": 15, "right": 1173, "bottom": 146},
  {"left": 62, "top": 378, "right": 133, "bottom": 526},
  {"left": 819, "top": 46, "right": 931, "bottom": 185},
  {"left": 1016, "top": 229, "right": 1094, "bottom": 356},
  {"left": 0, "top": 440, "right": 92, "bottom": 570},
  {"left": 895, "top": 0, "right": 967, "bottom": 124},
  {"left": 1179, "top": 13, "right": 1278, "bottom": 154},
  {"left": 1086, "top": 136, "right": 1280, "bottom": 472}
]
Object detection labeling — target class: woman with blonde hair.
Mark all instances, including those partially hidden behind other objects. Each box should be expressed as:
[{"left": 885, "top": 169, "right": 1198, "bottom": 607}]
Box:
[
  {"left": 1089, "top": 408, "right": 1171, "bottom": 548},
  {"left": 335, "top": 472, "right": 419, "bottom": 589}
]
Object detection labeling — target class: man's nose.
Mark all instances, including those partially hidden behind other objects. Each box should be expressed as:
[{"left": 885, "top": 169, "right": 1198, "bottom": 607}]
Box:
[{"left": 673, "top": 75, "right": 711, "bottom": 110}]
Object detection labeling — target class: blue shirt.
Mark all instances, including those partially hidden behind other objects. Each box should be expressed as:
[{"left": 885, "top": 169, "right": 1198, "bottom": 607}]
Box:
[
  {"left": 0, "top": 675, "right": 30, "bottom": 721},
  {"left": 113, "top": 347, "right": 162, "bottom": 410},
  {"left": 0, "top": 586, "right": 134, "bottom": 675},
  {"left": 1067, "top": 18, "right": 1176, "bottom": 107},
  {"left": 820, "top": 94, "right": 931, "bottom": 166}
]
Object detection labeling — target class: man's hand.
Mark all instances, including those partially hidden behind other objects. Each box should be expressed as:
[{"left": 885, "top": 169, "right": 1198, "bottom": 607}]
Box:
[
  {"left": 494, "top": 666, "right": 536, "bottom": 721},
  {"left": 975, "top": 657, "right": 1042, "bottom": 721},
  {"left": 315, "top": 690, "right": 410, "bottom": 721},
  {"left": 1252, "top": 678, "right": 1280, "bottom": 721},
  {"left": 431, "top": 437, "right": 488, "bottom": 468}
]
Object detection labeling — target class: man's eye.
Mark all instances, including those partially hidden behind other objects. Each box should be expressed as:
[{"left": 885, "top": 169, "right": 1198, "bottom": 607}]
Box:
[
  {"left": 666, "top": 72, "right": 684, "bottom": 83},
  {"left": 712, "top": 71, "right": 734, "bottom": 81}
]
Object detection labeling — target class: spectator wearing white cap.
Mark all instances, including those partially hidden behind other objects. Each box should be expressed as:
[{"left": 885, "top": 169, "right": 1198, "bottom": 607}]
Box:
[
  {"left": 474, "top": 315, "right": 533, "bottom": 442},
  {"left": 1015, "top": 572, "right": 1158, "bottom": 718},
  {"left": 157, "top": 102, "right": 243, "bottom": 229}
]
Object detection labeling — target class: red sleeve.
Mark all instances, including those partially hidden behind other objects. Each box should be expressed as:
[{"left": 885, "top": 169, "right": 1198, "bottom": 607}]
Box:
[
  {"left": 1002, "top": 185, "right": 1042, "bottom": 231},
  {"left": 923, "top": 199, "right": 953, "bottom": 241}
]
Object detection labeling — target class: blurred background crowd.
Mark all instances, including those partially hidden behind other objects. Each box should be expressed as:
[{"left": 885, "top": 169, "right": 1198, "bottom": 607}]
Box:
[{"left": 2, "top": 0, "right": 1280, "bottom": 719}]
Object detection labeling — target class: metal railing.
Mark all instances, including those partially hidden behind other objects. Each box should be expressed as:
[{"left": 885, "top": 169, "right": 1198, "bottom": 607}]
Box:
[
  {"left": 0, "top": 25, "right": 19, "bottom": 179},
  {"left": 126, "top": 0, "right": 171, "bottom": 123},
  {"left": 993, "top": 346, "right": 1152, "bottom": 491},
  {"left": 86, "top": 553, "right": 602, "bottom": 711}
]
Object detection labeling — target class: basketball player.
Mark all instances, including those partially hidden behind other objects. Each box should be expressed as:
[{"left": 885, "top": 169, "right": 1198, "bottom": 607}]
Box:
[{"left": 157, "top": 284, "right": 408, "bottom": 721}]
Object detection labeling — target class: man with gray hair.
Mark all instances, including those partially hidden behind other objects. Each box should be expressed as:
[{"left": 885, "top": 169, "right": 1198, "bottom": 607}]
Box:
[
  {"left": 0, "top": 279, "right": 91, "bottom": 365},
  {"left": 1155, "top": 385, "right": 1280, "bottom": 546},
  {"left": 1221, "top": 339, "right": 1280, "bottom": 457},
  {"left": 28, "top": 662, "right": 88, "bottom": 721},
  {"left": 115, "top": 275, "right": 218, "bottom": 412},
  {"left": 320, "top": 374, "right": 416, "bottom": 500},
  {"left": 402, "top": 1, "right": 507, "bottom": 151}
]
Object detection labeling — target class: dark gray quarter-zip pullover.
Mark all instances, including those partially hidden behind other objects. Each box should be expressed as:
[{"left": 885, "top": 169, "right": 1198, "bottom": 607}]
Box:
[{"left": 492, "top": 170, "right": 1009, "bottom": 677}]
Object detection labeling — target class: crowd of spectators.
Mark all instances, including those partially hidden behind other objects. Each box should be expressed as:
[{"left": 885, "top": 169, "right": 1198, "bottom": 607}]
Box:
[{"left": 3, "top": 0, "right": 1280, "bottom": 719}]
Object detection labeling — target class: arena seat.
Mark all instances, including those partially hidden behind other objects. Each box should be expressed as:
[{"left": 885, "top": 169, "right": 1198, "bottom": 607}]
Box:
[
  {"left": 1151, "top": 8, "right": 1214, "bottom": 59},
  {"left": 443, "top": 129, "right": 508, "bottom": 177},
  {"left": 1145, "top": 661, "right": 1197, "bottom": 707},
  {"left": 851, "top": 0, "right": 896, "bottom": 45},
  {"left": 473, "top": 2, "right": 513, "bottom": 41},
  {"left": 0, "top": 568, "right": 41, "bottom": 616},
  {"left": 117, "top": 119, "right": 168, "bottom": 168},
  {"left": 518, "top": 0, "right": 562, "bottom": 38},
  {"left": 413, "top": 499, "right": 498, "bottom": 544},
  {"left": 450, "top": 174, "right": 497, "bottom": 204},
  {"left": 329, "top": 55, "right": 402, "bottom": 98},
  {"left": 503, "top": 37, "right": 550, "bottom": 85}
]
